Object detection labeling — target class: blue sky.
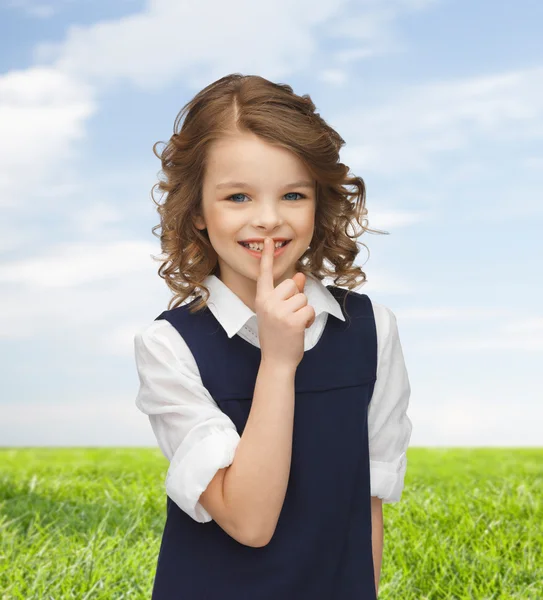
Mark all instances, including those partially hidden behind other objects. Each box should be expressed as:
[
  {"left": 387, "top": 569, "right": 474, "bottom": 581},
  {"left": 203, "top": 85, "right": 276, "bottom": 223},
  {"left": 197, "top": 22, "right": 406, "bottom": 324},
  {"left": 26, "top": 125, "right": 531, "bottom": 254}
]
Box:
[{"left": 1, "top": 0, "right": 541, "bottom": 447}]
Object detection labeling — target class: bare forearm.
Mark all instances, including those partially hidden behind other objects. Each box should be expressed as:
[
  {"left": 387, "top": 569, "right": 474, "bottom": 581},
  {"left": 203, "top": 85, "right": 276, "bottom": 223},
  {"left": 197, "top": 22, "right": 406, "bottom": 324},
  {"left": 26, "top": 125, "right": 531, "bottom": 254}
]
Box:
[
  {"left": 371, "top": 497, "right": 384, "bottom": 596},
  {"left": 222, "top": 358, "right": 296, "bottom": 545}
]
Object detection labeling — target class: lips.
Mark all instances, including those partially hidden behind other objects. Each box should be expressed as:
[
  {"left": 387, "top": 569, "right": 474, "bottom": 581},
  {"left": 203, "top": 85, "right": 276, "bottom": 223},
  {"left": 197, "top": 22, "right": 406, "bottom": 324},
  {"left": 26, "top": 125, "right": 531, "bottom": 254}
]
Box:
[{"left": 238, "top": 239, "right": 291, "bottom": 245}]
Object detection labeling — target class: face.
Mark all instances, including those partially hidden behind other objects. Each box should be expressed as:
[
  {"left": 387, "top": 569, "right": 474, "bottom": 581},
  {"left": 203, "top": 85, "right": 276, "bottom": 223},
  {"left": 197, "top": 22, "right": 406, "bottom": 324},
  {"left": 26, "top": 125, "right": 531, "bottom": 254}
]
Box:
[{"left": 195, "top": 131, "right": 316, "bottom": 309}]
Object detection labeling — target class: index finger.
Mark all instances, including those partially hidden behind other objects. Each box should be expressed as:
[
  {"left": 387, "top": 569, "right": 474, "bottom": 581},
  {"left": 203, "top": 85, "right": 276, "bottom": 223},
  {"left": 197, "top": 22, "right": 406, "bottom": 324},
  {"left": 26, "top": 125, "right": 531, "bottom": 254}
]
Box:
[{"left": 256, "top": 237, "right": 275, "bottom": 298}]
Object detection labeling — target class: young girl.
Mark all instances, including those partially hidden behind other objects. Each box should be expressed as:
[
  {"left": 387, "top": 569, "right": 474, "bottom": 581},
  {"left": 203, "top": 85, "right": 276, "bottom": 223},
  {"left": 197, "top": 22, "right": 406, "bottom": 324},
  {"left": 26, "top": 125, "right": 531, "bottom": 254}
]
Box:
[{"left": 134, "top": 73, "right": 413, "bottom": 600}]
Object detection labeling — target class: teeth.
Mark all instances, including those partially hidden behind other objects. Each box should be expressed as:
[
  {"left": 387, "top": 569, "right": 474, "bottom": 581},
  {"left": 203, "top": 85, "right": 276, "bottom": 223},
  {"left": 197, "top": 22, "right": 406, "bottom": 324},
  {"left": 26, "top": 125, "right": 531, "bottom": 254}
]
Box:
[{"left": 241, "top": 240, "right": 288, "bottom": 251}]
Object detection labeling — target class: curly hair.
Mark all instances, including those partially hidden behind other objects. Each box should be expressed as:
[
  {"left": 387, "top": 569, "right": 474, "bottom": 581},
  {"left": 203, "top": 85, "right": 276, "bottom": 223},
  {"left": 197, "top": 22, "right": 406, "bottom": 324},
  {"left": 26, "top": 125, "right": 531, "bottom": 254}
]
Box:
[{"left": 150, "top": 73, "right": 388, "bottom": 316}]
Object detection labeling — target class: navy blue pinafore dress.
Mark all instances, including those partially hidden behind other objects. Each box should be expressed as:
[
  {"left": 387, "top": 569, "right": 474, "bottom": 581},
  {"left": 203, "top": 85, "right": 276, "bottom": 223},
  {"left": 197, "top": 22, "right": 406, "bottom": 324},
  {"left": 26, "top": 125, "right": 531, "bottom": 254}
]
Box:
[{"left": 151, "top": 285, "right": 378, "bottom": 600}]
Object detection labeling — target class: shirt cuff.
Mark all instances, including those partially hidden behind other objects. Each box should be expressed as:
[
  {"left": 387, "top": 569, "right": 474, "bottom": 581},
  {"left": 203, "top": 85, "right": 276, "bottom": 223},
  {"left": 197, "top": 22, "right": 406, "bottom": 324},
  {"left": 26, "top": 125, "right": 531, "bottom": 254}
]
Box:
[
  {"left": 165, "top": 427, "right": 241, "bottom": 523},
  {"left": 370, "top": 452, "right": 408, "bottom": 504}
]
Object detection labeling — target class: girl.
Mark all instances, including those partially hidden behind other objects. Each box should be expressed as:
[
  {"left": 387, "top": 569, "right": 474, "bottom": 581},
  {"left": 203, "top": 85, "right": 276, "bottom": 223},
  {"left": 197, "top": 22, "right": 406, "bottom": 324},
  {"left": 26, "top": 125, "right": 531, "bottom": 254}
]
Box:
[{"left": 134, "top": 73, "right": 413, "bottom": 600}]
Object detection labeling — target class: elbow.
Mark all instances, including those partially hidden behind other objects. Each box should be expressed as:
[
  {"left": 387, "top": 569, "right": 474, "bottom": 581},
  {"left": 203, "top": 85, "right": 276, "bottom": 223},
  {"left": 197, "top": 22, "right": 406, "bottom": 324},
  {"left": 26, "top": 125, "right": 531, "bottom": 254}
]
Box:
[
  {"left": 235, "top": 519, "right": 276, "bottom": 548},
  {"left": 236, "top": 523, "right": 274, "bottom": 548},
  {"left": 204, "top": 510, "right": 271, "bottom": 548}
]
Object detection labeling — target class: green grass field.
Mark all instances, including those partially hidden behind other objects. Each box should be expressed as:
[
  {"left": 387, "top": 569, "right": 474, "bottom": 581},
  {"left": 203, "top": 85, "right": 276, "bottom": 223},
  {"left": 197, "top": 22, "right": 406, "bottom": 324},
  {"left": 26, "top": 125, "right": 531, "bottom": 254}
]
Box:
[{"left": 1, "top": 448, "right": 541, "bottom": 599}]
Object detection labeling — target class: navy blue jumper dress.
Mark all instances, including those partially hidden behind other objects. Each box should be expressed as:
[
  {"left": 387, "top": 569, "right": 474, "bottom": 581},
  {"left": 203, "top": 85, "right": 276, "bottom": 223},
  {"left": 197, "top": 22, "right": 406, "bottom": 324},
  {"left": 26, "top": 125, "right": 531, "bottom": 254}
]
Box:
[{"left": 151, "top": 285, "right": 378, "bottom": 600}]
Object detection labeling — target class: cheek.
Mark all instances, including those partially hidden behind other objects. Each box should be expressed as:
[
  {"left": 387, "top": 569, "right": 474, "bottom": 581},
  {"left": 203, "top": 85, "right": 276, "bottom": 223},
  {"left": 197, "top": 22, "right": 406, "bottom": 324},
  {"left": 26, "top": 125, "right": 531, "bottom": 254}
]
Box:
[
  {"left": 296, "top": 207, "right": 316, "bottom": 236},
  {"left": 207, "top": 207, "right": 240, "bottom": 234}
]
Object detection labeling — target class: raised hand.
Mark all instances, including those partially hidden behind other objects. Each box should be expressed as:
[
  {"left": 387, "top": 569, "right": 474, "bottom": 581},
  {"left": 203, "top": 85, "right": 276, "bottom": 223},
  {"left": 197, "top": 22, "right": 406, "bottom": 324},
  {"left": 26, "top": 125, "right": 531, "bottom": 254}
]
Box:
[{"left": 255, "top": 237, "right": 316, "bottom": 368}]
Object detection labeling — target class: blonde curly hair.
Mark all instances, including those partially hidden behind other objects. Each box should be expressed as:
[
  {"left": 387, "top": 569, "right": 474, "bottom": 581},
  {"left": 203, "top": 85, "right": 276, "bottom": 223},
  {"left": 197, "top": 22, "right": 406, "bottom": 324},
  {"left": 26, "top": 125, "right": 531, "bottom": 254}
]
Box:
[{"left": 151, "top": 73, "right": 388, "bottom": 315}]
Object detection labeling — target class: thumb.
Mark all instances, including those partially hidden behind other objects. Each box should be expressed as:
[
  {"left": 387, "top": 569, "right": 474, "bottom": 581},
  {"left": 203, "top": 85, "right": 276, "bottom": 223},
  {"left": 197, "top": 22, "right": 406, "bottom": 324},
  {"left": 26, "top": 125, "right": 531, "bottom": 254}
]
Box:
[{"left": 292, "top": 272, "right": 306, "bottom": 294}]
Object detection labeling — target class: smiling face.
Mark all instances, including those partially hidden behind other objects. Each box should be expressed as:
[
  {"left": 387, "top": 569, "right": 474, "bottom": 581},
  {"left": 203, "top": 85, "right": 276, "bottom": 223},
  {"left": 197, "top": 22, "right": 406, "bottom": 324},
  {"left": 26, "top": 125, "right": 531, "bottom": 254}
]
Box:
[{"left": 195, "top": 131, "right": 316, "bottom": 309}]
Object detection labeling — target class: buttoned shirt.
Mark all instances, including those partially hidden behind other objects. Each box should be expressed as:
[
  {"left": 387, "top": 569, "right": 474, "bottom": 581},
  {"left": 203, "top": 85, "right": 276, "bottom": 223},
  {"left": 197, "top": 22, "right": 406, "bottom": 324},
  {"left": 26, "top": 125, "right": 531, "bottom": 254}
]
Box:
[{"left": 134, "top": 273, "right": 413, "bottom": 523}]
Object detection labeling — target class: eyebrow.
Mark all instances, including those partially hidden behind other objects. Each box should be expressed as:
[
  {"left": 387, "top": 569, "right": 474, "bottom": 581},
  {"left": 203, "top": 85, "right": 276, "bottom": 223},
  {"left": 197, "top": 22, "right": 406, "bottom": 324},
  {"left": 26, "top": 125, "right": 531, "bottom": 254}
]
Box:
[{"left": 216, "top": 180, "right": 314, "bottom": 190}]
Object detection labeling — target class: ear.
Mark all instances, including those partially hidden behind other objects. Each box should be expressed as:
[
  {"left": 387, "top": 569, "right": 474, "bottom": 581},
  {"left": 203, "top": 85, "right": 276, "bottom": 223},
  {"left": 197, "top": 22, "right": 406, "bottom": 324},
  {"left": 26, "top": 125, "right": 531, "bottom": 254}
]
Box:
[{"left": 193, "top": 215, "right": 206, "bottom": 230}]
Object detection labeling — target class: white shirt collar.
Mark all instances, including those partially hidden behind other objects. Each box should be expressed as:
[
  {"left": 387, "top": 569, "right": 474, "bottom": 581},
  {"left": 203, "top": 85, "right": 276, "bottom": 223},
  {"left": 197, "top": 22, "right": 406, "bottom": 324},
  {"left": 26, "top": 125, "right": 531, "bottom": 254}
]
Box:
[{"left": 202, "top": 273, "right": 346, "bottom": 339}]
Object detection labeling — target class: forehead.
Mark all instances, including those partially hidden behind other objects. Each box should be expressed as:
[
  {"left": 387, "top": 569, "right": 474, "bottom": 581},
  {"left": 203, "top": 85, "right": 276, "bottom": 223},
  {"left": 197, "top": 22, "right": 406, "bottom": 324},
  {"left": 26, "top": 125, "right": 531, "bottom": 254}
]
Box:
[{"left": 206, "top": 132, "right": 311, "bottom": 182}]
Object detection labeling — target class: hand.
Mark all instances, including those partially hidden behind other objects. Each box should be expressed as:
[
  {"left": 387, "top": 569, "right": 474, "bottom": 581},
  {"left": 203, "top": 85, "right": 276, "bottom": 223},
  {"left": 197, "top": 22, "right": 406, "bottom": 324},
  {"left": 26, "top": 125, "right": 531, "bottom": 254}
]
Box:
[{"left": 255, "top": 237, "right": 316, "bottom": 368}]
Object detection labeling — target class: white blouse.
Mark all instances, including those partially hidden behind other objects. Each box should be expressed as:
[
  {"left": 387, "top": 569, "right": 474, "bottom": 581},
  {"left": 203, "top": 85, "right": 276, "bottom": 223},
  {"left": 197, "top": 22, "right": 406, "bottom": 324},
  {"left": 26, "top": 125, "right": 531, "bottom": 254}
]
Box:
[{"left": 134, "top": 273, "right": 413, "bottom": 523}]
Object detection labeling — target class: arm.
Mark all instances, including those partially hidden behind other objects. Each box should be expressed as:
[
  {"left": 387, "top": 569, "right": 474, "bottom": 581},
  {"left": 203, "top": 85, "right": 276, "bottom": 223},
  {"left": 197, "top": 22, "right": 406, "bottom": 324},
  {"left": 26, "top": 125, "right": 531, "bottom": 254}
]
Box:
[
  {"left": 201, "top": 358, "right": 296, "bottom": 547},
  {"left": 366, "top": 304, "right": 412, "bottom": 595},
  {"left": 371, "top": 496, "right": 384, "bottom": 597},
  {"left": 368, "top": 303, "right": 413, "bottom": 504},
  {"left": 134, "top": 320, "right": 295, "bottom": 548}
]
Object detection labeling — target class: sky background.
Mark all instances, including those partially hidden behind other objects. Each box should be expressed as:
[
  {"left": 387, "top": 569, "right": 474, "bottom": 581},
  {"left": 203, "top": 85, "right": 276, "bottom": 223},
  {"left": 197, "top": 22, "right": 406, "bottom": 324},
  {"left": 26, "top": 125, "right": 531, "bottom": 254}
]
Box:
[{"left": 1, "top": 0, "right": 541, "bottom": 447}]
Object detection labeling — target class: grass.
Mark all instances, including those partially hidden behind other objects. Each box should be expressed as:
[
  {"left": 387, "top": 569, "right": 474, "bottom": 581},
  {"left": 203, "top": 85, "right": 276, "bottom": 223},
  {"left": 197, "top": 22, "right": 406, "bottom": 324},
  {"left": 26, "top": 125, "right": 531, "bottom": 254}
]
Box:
[{"left": 0, "top": 448, "right": 541, "bottom": 599}]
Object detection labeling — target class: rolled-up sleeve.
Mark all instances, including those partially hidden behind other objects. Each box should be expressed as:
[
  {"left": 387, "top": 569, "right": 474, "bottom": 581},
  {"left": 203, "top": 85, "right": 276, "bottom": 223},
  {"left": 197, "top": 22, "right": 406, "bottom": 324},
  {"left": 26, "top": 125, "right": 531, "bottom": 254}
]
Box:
[
  {"left": 134, "top": 320, "right": 241, "bottom": 523},
  {"left": 368, "top": 303, "right": 413, "bottom": 503}
]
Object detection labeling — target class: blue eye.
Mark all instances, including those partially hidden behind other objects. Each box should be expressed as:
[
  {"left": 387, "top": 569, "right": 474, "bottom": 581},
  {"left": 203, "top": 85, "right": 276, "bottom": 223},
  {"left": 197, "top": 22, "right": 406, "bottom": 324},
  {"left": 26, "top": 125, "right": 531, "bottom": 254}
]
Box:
[
  {"left": 226, "top": 192, "right": 306, "bottom": 203},
  {"left": 285, "top": 192, "right": 305, "bottom": 201}
]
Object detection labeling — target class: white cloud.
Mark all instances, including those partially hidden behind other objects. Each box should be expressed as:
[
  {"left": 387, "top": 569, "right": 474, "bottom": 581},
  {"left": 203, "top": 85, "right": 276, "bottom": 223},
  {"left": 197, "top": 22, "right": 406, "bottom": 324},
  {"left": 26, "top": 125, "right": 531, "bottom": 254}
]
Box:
[
  {"left": 5, "top": 0, "right": 56, "bottom": 19},
  {"left": 0, "top": 239, "right": 168, "bottom": 340},
  {"left": 524, "top": 156, "right": 543, "bottom": 170},
  {"left": 370, "top": 208, "right": 433, "bottom": 229},
  {"left": 333, "top": 47, "right": 379, "bottom": 63},
  {"left": 336, "top": 66, "right": 543, "bottom": 175},
  {"left": 0, "top": 67, "right": 95, "bottom": 206},
  {"left": 419, "top": 330, "right": 543, "bottom": 352},
  {"left": 103, "top": 321, "right": 150, "bottom": 357},
  {"left": 32, "top": 0, "right": 436, "bottom": 90},
  {"left": 403, "top": 310, "right": 543, "bottom": 353},
  {"left": 68, "top": 201, "right": 124, "bottom": 237},
  {"left": 34, "top": 0, "right": 342, "bottom": 89},
  {"left": 351, "top": 268, "right": 414, "bottom": 295},
  {"left": 0, "top": 399, "right": 156, "bottom": 446},
  {"left": 409, "top": 393, "right": 542, "bottom": 446},
  {"left": 319, "top": 69, "right": 348, "bottom": 85},
  {"left": 502, "top": 317, "right": 543, "bottom": 335},
  {"left": 0, "top": 240, "right": 157, "bottom": 287},
  {"left": 399, "top": 307, "right": 513, "bottom": 321}
]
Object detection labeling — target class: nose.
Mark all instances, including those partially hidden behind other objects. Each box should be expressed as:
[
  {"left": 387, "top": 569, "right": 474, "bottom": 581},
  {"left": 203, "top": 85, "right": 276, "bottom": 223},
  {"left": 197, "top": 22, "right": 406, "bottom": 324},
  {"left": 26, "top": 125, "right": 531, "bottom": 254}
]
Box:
[{"left": 252, "top": 201, "right": 285, "bottom": 231}]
